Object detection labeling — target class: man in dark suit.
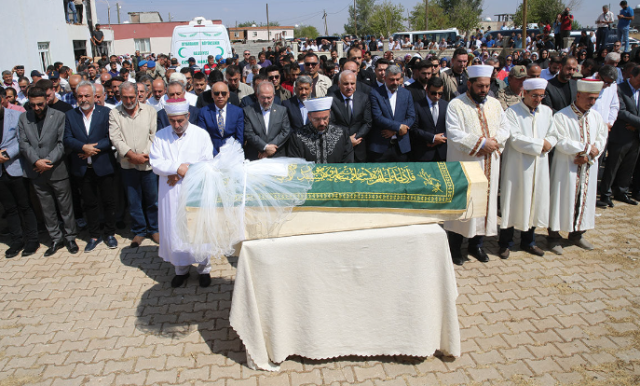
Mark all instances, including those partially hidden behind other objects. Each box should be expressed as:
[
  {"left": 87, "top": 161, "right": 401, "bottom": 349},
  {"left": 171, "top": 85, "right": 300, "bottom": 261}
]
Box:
[
  {"left": 599, "top": 66, "right": 640, "bottom": 207},
  {"left": 0, "top": 101, "right": 40, "bottom": 258},
  {"left": 282, "top": 75, "right": 312, "bottom": 132},
  {"left": 198, "top": 82, "right": 244, "bottom": 153},
  {"left": 243, "top": 82, "right": 291, "bottom": 160},
  {"left": 329, "top": 60, "right": 372, "bottom": 95},
  {"left": 542, "top": 56, "right": 578, "bottom": 112},
  {"left": 240, "top": 74, "right": 282, "bottom": 108},
  {"left": 157, "top": 81, "right": 200, "bottom": 129},
  {"left": 410, "top": 76, "right": 448, "bottom": 162},
  {"left": 63, "top": 81, "right": 118, "bottom": 252},
  {"left": 346, "top": 46, "right": 376, "bottom": 86},
  {"left": 18, "top": 87, "right": 78, "bottom": 256},
  {"left": 368, "top": 65, "right": 416, "bottom": 162},
  {"left": 329, "top": 70, "right": 371, "bottom": 162},
  {"left": 406, "top": 61, "right": 435, "bottom": 103}
]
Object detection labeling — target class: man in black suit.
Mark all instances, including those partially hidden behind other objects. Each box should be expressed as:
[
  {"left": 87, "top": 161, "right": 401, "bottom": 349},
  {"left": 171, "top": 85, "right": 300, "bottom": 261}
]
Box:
[
  {"left": 329, "top": 70, "right": 372, "bottom": 162},
  {"left": 63, "top": 81, "right": 119, "bottom": 252},
  {"left": 407, "top": 61, "right": 435, "bottom": 103},
  {"left": 410, "top": 76, "right": 448, "bottom": 162},
  {"left": 599, "top": 65, "right": 640, "bottom": 207},
  {"left": 243, "top": 82, "right": 291, "bottom": 160},
  {"left": 542, "top": 56, "right": 578, "bottom": 112},
  {"left": 282, "top": 75, "right": 312, "bottom": 132},
  {"left": 18, "top": 87, "right": 79, "bottom": 256},
  {"left": 329, "top": 60, "right": 372, "bottom": 95}
]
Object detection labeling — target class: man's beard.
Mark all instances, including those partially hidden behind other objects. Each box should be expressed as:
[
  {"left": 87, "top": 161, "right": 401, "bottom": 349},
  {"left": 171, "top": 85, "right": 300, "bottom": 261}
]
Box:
[
  {"left": 123, "top": 100, "right": 137, "bottom": 110},
  {"left": 469, "top": 88, "right": 487, "bottom": 104},
  {"left": 80, "top": 101, "right": 93, "bottom": 111},
  {"left": 173, "top": 121, "right": 188, "bottom": 135}
]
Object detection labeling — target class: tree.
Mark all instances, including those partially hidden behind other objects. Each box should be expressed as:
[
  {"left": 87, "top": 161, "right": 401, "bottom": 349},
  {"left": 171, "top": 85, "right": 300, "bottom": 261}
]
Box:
[
  {"left": 294, "top": 25, "right": 320, "bottom": 39},
  {"left": 408, "top": 0, "right": 450, "bottom": 31},
  {"left": 344, "top": 0, "right": 377, "bottom": 37},
  {"left": 369, "top": 0, "right": 406, "bottom": 38},
  {"left": 512, "top": 0, "right": 565, "bottom": 28},
  {"left": 448, "top": 2, "right": 481, "bottom": 34},
  {"left": 237, "top": 21, "right": 280, "bottom": 27}
]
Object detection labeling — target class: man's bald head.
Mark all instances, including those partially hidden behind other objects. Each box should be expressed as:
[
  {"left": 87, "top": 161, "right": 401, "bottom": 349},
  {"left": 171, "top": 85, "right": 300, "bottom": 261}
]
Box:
[
  {"left": 69, "top": 74, "right": 82, "bottom": 88},
  {"left": 212, "top": 81, "right": 229, "bottom": 109},
  {"left": 527, "top": 64, "right": 542, "bottom": 78},
  {"left": 152, "top": 78, "right": 166, "bottom": 101},
  {"left": 94, "top": 83, "right": 106, "bottom": 105},
  {"left": 100, "top": 73, "right": 112, "bottom": 83}
]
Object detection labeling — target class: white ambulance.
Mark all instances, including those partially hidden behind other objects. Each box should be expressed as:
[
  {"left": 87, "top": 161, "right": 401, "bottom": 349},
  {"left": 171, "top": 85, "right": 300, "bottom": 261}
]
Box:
[{"left": 170, "top": 17, "right": 232, "bottom": 67}]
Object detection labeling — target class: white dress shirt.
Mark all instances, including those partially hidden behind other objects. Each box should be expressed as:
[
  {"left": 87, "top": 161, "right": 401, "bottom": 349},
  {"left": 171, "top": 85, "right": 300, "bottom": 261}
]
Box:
[
  {"left": 427, "top": 97, "right": 439, "bottom": 143},
  {"left": 386, "top": 87, "right": 398, "bottom": 139},
  {"left": 262, "top": 106, "right": 271, "bottom": 135},
  {"left": 82, "top": 109, "right": 94, "bottom": 164},
  {"left": 341, "top": 92, "right": 353, "bottom": 117}
]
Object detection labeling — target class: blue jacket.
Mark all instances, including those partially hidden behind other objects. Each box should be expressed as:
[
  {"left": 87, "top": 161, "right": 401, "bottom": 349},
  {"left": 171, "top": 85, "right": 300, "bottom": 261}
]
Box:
[
  {"left": 197, "top": 102, "right": 244, "bottom": 153},
  {"left": 0, "top": 108, "right": 24, "bottom": 178},
  {"left": 368, "top": 85, "right": 416, "bottom": 154},
  {"left": 63, "top": 105, "right": 116, "bottom": 177}
]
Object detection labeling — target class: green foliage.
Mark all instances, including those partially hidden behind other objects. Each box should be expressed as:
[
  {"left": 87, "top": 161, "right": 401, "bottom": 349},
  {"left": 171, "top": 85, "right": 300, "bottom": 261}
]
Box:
[
  {"left": 369, "top": 0, "right": 406, "bottom": 38},
  {"left": 408, "top": 0, "right": 450, "bottom": 31},
  {"left": 513, "top": 0, "right": 565, "bottom": 28},
  {"left": 344, "top": 0, "right": 377, "bottom": 37},
  {"left": 571, "top": 19, "right": 581, "bottom": 31},
  {"left": 295, "top": 25, "right": 320, "bottom": 39},
  {"left": 448, "top": 2, "right": 481, "bottom": 33}
]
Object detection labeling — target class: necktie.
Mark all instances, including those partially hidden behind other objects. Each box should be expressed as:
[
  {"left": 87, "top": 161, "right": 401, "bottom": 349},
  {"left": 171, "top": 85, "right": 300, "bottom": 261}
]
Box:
[
  {"left": 218, "top": 108, "right": 225, "bottom": 136},
  {"left": 345, "top": 97, "right": 352, "bottom": 119},
  {"left": 431, "top": 103, "right": 438, "bottom": 125}
]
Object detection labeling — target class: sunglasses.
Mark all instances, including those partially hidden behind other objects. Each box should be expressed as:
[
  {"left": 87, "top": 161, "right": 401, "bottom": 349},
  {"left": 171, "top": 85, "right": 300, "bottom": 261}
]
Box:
[
  {"left": 429, "top": 91, "right": 444, "bottom": 96},
  {"left": 268, "top": 75, "right": 280, "bottom": 80},
  {"left": 304, "top": 62, "right": 318, "bottom": 67},
  {"left": 213, "top": 91, "right": 228, "bottom": 96}
]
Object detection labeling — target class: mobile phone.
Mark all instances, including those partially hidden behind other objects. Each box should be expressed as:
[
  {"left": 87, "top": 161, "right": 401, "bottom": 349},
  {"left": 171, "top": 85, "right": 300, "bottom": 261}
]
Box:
[{"left": 1, "top": 151, "right": 8, "bottom": 158}]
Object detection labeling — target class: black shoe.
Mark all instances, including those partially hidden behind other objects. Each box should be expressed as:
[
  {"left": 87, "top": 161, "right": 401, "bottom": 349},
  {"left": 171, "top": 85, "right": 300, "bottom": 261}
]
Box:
[
  {"left": 598, "top": 197, "right": 614, "bottom": 207},
  {"left": 85, "top": 237, "right": 103, "bottom": 252},
  {"left": 171, "top": 273, "right": 190, "bottom": 288},
  {"left": 66, "top": 240, "right": 79, "bottom": 254},
  {"left": 199, "top": 273, "right": 212, "bottom": 287},
  {"left": 6, "top": 242, "right": 25, "bottom": 258},
  {"left": 498, "top": 247, "right": 510, "bottom": 259},
  {"left": 105, "top": 235, "right": 118, "bottom": 249},
  {"left": 614, "top": 195, "right": 638, "bottom": 205},
  {"left": 21, "top": 242, "right": 40, "bottom": 257},
  {"left": 469, "top": 247, "right": 489, "bottom": 263},
  {"left": 596, "top": 199, "right": 610, "bottom": 208},
  {"left": 44, "top": 241, "right": 65, "bottom": 257},
  {"left": 450, "top": 248, "right": 464, "bottom": 266}
]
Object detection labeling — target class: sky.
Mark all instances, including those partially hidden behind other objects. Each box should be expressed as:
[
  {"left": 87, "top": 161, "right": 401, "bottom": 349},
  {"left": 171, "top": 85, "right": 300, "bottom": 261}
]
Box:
[{"left": 93, "top": 0, "right": 600, "bottom": 35}]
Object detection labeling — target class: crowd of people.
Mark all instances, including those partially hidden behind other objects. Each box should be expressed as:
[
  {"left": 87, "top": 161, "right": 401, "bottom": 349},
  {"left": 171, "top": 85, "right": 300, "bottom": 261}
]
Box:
[{"left": 0, "top": 8, "right": 635, "bottom": 284}]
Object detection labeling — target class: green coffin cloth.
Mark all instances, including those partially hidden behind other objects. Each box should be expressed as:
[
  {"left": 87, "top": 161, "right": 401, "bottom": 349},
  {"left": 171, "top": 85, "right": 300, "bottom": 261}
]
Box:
[{"left": 296, "top": 162, "right": 468, "bottom": 212}]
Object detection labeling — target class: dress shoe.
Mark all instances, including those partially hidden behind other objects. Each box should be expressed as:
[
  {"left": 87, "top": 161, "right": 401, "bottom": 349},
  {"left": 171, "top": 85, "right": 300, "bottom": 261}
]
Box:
[
  {"left": 549, "top": 244, "right": 563, "bottom": 255},
  {"left": 570, "top": 237, "right": 594, "bottom": 250},
  {"left": 614, "top": 195, "right": 638, "bottom": 205},
  {"left": 468, "top": 247, "right": 489, "bottom": 263},
  {"left": 151, "top": 233, "right": 160, "bottom": 244},
  {"left": 85, "top": 237, "right": 103, "bottom": 252},
  {"left": 21, "top": 242, "right": 40, "bottom": 257},
  {"left": 597, "top": 197, "right": 614, "bottom": 208},
  {"left": 450, "top": 247, "right": 464, "bottom": 266},
  {"left": 5, "top": 242, "right": 25, "bottom": 259},
  {"left": 522, "top": 245, "right": 545, "bottom": 256},
  {"left": 498, "top": 247, "right": 510, "bottom": 259},
  {"left": 105, "top": 235, "right": 118, "bottom": 249},
  {"left": 44, "top": 241, "right": 65, "bottom": 257},
  {"left": 171, "top": 273, "right": 190, "bottom": 288},
  {"left": 130, "top": 235, "right": 145, "bottom": 248},
  {"left": 199, "top": 273, "right": 212, "bottom": 287},
  {"left": 66, "top": 240, "right": 79, "bottom": 254}
]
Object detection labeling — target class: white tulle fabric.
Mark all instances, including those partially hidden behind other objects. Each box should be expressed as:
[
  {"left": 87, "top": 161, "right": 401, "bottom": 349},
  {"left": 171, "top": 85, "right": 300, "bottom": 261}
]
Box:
[{"left": 176, "top": 139, "right": 314, "bottom": 262}]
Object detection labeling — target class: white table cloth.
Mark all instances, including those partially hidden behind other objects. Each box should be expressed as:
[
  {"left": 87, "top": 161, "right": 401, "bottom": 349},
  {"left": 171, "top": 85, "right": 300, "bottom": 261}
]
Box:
[{"left": 229, "top": 224, "right": 461, "bottom": 371}]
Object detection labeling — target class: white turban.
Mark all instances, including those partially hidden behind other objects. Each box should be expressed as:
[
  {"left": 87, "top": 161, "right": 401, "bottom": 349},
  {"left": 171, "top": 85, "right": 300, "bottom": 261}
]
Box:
[
  {"left": 523, "top": 78, "right": 548, "bottom": 91},
  {"left": 165, "top": 98, "right": 189, "bottom": 116},
  {"left": 577, "top": 79, "right": 604, "bottom": 94},
  {"left": 467, "top": 65, "right": 493, "bottom": 79},
  {"left": 303, "top": 97, "right": 333, "bottom": 112}
]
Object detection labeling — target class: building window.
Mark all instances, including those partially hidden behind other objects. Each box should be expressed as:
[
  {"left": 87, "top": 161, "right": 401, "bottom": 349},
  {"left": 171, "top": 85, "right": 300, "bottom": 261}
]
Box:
[
  {"left": 283, "top": 31, "right": 287, "bottom": 36},
  {"left": 252, "top": 32, "right": 257, "bottom": 37},
  {"left": 134, "top": 38, "right": 151, "bottom": 54},
  {"left": 37, "top": 42, "right": 51, "bottom": 73}
]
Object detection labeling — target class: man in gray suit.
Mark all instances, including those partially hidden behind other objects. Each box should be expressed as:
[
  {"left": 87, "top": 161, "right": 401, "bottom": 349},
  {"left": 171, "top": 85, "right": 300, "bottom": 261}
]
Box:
[
  {"left": 243, "top": 82, "right": 291, "bottom": 160},
  {"left": 18, "top": 87, "right": 78, "bottom": 256},
  {"left": 0, "top": 102, "right": 40, "bottom": 258}
]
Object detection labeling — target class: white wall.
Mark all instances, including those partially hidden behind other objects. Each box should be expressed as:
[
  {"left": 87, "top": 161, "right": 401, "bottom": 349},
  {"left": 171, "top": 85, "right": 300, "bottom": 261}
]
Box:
[
  {"left": 2, "top": 1, "right": 95, "bottom": 74},
  {"left": 112, "top": 37, "right": 172, "bottom": 56}
]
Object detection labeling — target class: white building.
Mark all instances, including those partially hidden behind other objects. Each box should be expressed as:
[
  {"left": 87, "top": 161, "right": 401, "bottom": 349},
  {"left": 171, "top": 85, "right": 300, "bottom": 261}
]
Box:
[
  {"left": 229, "top": 26, "right": 295, "bottom": 43},
  {"left": 1, "top": 0, "right": 107, "bottom": 75}
]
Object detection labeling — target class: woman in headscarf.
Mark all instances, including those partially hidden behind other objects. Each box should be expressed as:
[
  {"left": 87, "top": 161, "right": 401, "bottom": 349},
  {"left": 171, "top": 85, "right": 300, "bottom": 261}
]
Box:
[{"left": 536, "top": 49, "right": 550, "bottom": 69}]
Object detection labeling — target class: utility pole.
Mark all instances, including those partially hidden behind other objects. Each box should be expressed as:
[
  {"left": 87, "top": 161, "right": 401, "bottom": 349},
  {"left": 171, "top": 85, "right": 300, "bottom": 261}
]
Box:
[
  {"left": 107, "top": 4, "right": 111, "bottom": 26},
  {"left": 116, "top": 3, "right": 121, "bottom": 24},
  {"left": 522, "top": 0, "right": 527, "bottom": 48},
  {"left": 323, "top": 10, "right": 328, "bottom": 35},
  {"left": 266, "top": 4, "right": 270, "bottom": 42},
  {"left": 168, "top": 13, "right": 172, "bottom": 22},
  {"left": 354, "top": 0, "right": 357, "bottom": 37},
  {"left": 425, "top": 0, "right": 429, "bottom": 30}
]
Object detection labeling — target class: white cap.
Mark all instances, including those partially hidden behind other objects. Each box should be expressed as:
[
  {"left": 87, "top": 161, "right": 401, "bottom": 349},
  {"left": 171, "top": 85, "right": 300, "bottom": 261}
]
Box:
[
  {"left": 303, "top": 97, "right": 333, "bottom": 112},
  {"left": 467, "top": 65, "right": 494, "bottom": 79},
  {"left": 165, "top": 98, "right": 189, "bottom": 116},
  {"left": 577, "top": 79, "right": 604, "bottom": 93},
  {"left": 523, "top": 78, "right": 548, "bottom": 91}
]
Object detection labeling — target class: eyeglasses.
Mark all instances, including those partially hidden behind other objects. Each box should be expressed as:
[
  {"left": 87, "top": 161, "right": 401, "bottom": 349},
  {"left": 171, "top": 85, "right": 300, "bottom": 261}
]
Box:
[
  {"left": 213, "top": 91, "right": 228, "bottom": 96},
  {"left": 304, "top": 62, "right": 318, "bottom": 67},
  {"left": 268, "top": 75, "right": 280, "bottom": 80},
  {"left": 529, "top": 94, "right": 546, "bottom": 99},
  {"left": 30, "top": 102, "right": 46, "bottom": 107},
  {"left": 244, "top": 53, "right": 251, "bottom": 55},
  {"left": 429, "top": 91, "right": 444, "bottom": 96}
]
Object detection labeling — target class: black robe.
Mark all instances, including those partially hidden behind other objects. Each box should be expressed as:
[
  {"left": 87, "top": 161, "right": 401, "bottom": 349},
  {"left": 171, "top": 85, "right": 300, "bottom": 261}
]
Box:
[{"left": 287, "top": 123, "right": 354, "bottom": 163}]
